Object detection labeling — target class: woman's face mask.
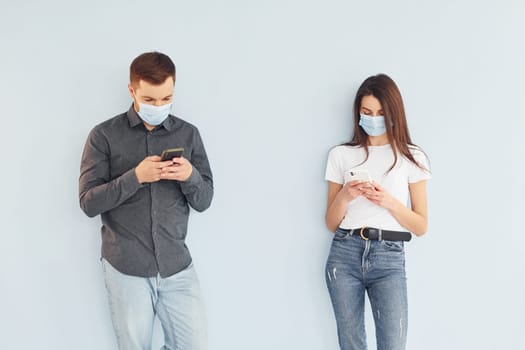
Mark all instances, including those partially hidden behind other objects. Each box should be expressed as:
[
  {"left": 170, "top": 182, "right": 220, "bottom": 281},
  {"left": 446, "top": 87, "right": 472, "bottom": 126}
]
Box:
[{"left": 359, "top": 114, "right": 387, "bottom": 136}]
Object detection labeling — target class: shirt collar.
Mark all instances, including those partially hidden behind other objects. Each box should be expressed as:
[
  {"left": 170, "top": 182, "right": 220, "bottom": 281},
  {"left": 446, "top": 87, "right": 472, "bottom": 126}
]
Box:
[{"left": 126, "top": 104, "right": 176, "bottom": 131}]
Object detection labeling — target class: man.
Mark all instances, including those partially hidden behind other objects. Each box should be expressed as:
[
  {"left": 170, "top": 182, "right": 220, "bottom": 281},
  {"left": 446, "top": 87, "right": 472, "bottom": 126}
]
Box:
[{"left": 79, "top": 51, "right": 213, "bottom": 349}]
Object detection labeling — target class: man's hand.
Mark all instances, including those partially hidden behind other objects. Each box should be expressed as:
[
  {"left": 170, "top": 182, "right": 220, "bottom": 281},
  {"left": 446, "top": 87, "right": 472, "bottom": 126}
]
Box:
[
  {"left": 135, "top": 156, "right": 173, "bottom": 184},
  {"left": 160, "top": 156, "right": 193, "bottom": 182}
]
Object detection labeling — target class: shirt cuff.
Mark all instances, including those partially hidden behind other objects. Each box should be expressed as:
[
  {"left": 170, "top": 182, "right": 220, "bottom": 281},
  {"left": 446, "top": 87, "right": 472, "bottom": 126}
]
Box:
[
  {"left": 121, "top": 167, "right": 143, "bottom": 192},
  {"left": 181, "top": 166, "right": 203, "bottom": 188}
]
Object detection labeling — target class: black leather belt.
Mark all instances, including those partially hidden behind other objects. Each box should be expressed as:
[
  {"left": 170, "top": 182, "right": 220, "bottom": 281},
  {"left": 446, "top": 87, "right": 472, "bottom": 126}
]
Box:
[{"left": 341, "top": 227, "right": 412, "bottom": 242}]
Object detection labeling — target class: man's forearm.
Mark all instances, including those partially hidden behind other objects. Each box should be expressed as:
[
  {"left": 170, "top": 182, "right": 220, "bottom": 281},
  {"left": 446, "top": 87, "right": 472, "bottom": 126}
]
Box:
[
  {"left": 180, "top": 167, "right": 213, "bottom": 212},
  {"left": 79, "top": 168, "right": 141, "bottom": 217}
]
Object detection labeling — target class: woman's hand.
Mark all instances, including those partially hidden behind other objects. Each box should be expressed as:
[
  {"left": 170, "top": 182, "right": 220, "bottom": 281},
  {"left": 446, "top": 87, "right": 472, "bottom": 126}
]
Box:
[
  {"left": 337, "top": 180, "right": 373, "bottom": 202},
  {"left": 363, "top": 180, "right": 429, "bottom": 236},
  {"left": 363, "top": 181, "right": 397, "bottom": 210},
  {"left": 325, "top": 180, "right": 372, "bottom": 232}
]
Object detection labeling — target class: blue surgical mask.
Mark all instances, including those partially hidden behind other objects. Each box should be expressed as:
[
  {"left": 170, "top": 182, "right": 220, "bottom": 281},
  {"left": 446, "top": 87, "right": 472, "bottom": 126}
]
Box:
[
  {"left": 137, "top": 102, "right": 172, "bottom": 126},
  {"left": 359, "top": 114, "right": 387, "bottom": 136}
]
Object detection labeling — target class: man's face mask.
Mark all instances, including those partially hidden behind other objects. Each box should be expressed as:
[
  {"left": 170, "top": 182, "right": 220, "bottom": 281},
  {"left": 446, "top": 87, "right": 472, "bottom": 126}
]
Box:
[
  {"left": 136, "top": 101, "right": 172, "bottom": 126},
  {"left": 130, "top": 77, "right": 175, "bottom": 126}
]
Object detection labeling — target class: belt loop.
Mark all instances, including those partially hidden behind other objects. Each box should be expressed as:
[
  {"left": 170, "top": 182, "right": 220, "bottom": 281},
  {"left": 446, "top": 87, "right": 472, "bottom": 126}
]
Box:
[{"left": 378, "top": 229, "right": 383, "bottom": 241}]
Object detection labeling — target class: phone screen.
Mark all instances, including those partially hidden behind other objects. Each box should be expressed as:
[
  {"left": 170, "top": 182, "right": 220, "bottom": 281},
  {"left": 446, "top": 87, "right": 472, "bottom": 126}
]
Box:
[{"left": 160, "top": 148, "right": 184, "bottom": 161}]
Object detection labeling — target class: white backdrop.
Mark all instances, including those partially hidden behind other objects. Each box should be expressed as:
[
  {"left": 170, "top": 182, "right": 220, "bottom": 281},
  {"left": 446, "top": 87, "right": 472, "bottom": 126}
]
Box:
[{"left": 1, "top": 1, "right": 524, "bottom": 349}]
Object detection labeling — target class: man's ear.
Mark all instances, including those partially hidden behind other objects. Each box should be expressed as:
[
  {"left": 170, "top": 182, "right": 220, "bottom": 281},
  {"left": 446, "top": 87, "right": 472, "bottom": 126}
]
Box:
[{"left": 128, "top": 84, "right": 139, "bottom": 112}]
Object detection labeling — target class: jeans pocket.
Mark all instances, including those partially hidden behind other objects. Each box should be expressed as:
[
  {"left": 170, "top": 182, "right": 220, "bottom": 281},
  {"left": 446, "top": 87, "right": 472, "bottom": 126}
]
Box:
[
  {"left": 381, "top": 240, "right": 404, "bottom": 252},
  {"left": 333, "top": 229, "right": 349, "bottom": 241}
]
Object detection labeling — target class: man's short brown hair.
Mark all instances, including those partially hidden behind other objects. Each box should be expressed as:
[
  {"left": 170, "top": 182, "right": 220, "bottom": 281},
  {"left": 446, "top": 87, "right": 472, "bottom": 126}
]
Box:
[{"left": 130, "top": 51, "right": 176, "bottom": 86}]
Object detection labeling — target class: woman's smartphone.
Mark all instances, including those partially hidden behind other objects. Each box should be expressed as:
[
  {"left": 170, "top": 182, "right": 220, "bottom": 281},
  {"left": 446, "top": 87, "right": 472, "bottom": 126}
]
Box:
[
  {"left": 345, "top": 169, "right": 372, "bottom": 183},
  {"left": 160, "top": 147, "right": 184, "bottom": 161}
]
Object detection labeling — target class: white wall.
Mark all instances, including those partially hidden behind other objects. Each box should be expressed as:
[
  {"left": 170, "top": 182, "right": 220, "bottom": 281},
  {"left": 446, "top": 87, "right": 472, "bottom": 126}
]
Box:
[{"left": 1, "top": 1, "right": 523, "bottom": 349}]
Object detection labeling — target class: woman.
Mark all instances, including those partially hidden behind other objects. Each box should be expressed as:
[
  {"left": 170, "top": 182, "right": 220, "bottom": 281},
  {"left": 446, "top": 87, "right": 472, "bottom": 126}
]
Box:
[{"left": 324, "top": 74, "right": 431, "bottom": 350}]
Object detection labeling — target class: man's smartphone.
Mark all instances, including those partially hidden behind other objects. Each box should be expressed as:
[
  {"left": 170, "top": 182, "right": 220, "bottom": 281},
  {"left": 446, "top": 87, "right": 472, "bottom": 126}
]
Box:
[
  {"left": 160, "top": 147, "right": 184, "bottom": 162},
  {"left": 345, "top": 169, "right": 372, "bottom": 183}
]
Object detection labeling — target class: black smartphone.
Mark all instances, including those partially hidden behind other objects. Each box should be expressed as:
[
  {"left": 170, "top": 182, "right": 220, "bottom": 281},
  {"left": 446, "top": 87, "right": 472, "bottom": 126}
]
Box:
[{"left": 160, "top": 147, "right": 184, "bottom": 161}]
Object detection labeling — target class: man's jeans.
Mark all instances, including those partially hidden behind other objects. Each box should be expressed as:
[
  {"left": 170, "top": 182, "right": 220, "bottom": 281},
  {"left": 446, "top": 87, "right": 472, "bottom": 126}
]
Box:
[
  {"left": 102, "top": 259, "right": 206, "bottom": 350},
  {"left": 326, "top": 228, "right": 408, "bottom": 350}
]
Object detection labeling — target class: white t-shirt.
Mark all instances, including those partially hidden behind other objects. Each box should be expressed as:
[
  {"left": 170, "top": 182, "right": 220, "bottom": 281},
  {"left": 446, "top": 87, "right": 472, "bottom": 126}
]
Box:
[{"left": 325, "top": 144, "right": 431, "bottom": 232}]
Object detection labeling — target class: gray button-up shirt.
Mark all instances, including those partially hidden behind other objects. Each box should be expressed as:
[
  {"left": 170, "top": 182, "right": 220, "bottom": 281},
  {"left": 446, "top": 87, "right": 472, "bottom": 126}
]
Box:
[{"left": 79, "top": 106, "right": 213, "bottom": 278}]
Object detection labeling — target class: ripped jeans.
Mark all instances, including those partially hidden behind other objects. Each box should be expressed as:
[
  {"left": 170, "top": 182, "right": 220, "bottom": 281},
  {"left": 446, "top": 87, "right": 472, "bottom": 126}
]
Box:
[{"left": 326, "top": 228, "right": 408, "bottom": 350}]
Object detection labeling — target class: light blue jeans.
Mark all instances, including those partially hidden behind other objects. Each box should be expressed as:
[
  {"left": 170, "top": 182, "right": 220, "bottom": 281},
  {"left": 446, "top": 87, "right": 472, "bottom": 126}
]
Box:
[
  {"left": 102, "top": 259, "right": 207, "bottom": 350},
  {"left": 326, "top": 228, "right": 408, "bottom": 350}
]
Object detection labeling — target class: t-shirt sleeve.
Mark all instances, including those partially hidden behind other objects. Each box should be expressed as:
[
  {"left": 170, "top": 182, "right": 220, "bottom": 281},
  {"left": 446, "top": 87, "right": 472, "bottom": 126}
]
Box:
[
  {"left": 408, "top": 149, "right": 432, "bottom": 183},
  {"left": 325, "top": 147, "right": 344, "bottom": 184}
]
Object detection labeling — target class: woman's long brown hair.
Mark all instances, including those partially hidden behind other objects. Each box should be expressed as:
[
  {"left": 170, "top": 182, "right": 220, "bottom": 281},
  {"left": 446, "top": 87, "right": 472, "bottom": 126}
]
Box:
[{"left": 345, "top": 74, "right": 428, "bottom": 173}]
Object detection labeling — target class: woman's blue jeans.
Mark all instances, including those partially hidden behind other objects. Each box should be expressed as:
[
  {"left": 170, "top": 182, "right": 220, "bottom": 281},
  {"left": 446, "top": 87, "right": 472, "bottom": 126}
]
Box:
[{"left": 326, "top": 228, "right": 408, "bottom": 350}]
